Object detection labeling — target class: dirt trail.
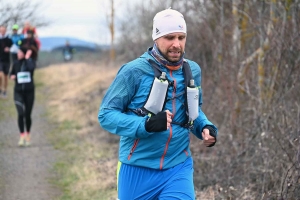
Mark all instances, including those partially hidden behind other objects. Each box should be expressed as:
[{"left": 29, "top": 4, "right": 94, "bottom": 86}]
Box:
[{"left": 0, "top": 100, "right": 61, "bottom": 200}]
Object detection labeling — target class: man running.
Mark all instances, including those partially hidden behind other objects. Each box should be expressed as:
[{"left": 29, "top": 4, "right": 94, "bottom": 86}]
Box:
[
  {"left": 0, "top": 25, "right": 13, "bottom": 98},
  {"left": 98, "top": 8, "right": 218, "bottom": 199},
  {"left": 10, "top": 24, "right": 24, "bottom": 63},
  {"left": 62, "top": 40, "right": 75, "bottom": 62}
]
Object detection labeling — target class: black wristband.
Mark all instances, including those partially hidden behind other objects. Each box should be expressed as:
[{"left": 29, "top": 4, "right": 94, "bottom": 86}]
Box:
[{"left": 145, "top": 111, "right": 167, "bottom": 132}]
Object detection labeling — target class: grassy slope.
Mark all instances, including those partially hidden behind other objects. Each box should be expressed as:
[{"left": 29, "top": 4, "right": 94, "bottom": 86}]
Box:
[
  {"left": 0, "top": 75, "right": 15, "bottom": 193},
  {"left": 36, "top": 62, "right": 120, "bottom": 200},
  {"left": 0, "top": 81, "right": 16, "bottom": 120},
  {"left": 1, "top": 59, "right": 217, "bottom": 200}
]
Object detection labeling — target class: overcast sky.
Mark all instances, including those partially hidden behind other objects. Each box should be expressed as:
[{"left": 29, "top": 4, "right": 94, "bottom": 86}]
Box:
[{"left": 34, "top": 0, "right": 130, "bottom": 45}]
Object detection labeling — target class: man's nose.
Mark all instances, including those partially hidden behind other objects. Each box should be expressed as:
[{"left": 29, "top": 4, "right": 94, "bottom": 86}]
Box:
[{"left": 172, "top": 38, "right": 180, "bottom": 48}]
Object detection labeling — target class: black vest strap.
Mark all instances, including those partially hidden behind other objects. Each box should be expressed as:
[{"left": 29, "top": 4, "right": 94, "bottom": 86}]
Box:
[
  {"left": 148, "top": 59, "right": 162, "bottom": 78},
  {"left": 132, "top": 59, "right": 195, "bottom": 129},
  {"left": 182, "top": 61, "right": 193, "bottom": 126},
  {"left": 182, "top": 61, "right": 193, "bottom": 87}
]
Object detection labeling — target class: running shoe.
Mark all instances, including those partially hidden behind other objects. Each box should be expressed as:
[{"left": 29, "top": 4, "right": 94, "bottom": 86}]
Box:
[
  {"left": 18, "top": 135, "right": 25, "bottom": 147},
  {"left": 25, "top": 134, "right": 31, "bottom": 146},
  {"left": 2, "top": 91, "right": 7, "bottom": 99}
]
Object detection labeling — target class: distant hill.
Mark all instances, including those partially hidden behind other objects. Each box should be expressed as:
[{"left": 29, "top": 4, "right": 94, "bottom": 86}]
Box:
[
  {"left": 52, "top": 46, "right": 97, "bottom": 52},
  {"left": 39, "top": 36, "right": 107, "bottom": 52}
]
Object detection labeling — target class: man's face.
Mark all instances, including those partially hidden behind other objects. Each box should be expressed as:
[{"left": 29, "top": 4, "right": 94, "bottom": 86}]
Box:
[
  {"left": 0, "top": 26, "right": 6, "bottom": 36},
  {"left": 13, "top": 29, "right": 18, "bottom": 34},
  {"left": 155, "top": 32, "right": 186, "bottom": 63}
]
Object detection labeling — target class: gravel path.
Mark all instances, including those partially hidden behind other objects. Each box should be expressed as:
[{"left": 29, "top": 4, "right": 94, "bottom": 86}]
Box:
[{"left": 0, "top": 99, "right": 61, "bottom": 200}]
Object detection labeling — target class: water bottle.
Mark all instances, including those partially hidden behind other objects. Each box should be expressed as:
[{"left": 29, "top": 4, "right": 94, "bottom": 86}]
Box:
[
  {"left": 144, "top": 72, "right": 168, "bottom": 114},
  {"left": 187, "top": 79, "right": 199, "bottom": 121}
]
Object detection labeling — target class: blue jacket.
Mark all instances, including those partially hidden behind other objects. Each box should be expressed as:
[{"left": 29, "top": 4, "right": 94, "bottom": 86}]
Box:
[
  {"left": 98, "top": 48, "right": 218, "bottom": 170},
  {"left": 10, "top": 33, "right": 24, "bottom": 46},
  {"left": 10, "top": 33, "right": 24, "bottom": 54}
]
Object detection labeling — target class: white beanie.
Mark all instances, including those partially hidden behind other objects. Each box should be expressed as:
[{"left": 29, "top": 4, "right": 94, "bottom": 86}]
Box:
[{"left": 152, "top": 8, "right": 187, "bottom": 41}]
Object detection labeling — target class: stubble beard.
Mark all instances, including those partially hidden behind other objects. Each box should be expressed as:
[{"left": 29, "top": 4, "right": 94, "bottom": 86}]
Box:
[{"left": 162, "top": 49, "right": 183, "bottom": 63}]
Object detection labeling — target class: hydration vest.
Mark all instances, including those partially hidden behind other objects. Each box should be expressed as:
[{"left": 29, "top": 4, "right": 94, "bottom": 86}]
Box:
[{"left": 132, "top": 59, "right": 199, "bottom": 129}]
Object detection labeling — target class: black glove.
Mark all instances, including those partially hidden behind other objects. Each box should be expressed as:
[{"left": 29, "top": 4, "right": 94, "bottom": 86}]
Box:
[
  {"left": 203, "top": 125, "right": 217, "bottom": 147},
  {"left": 145, "top": 111, "right": 167, "bottom": 132}
]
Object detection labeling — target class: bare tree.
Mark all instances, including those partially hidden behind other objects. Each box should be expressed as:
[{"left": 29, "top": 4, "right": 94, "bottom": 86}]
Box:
[
  {"left": 101, "top": 0, "right": 131, "bottom": 63},
  {"left": 108, "top": 0, "right": 115, "bottom": 61},
  {"left": 113, "top": 0, "right": 300, "bottom": 199},
  {"left": 0, "top": 0, "right": 50, "bottom": 30}
]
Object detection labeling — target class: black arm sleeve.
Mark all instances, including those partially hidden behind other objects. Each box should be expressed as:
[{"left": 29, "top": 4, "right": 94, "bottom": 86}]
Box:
[
  {"left": 8, "top": 38, "right": 13, "bottom": 47},
  {"left": 10, "top": 62, "right": 16, "bottom": 76},
  {"left": 25, "top": 59, "right": 36, "bottom": 71}
]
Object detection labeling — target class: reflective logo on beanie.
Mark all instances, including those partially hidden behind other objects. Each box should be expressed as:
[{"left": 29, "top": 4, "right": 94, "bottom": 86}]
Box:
[
  {"left": 179, "top": 25, "right": 184, "bottom": 30},
  {"left": 156, "top": 28, "right": 160, "bottom": 35}
]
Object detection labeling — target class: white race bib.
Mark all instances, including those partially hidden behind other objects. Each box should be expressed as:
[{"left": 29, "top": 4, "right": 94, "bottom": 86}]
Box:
[
  {"left": 10, "top": 44, "right": 19, "bottom": 53},
  {"left": 17, "top": 72, "right": 31, "bottom": 83}
]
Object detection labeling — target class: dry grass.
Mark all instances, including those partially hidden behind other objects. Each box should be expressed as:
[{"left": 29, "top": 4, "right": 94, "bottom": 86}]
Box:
[
  {"left": 39, "top": 62, "right": 117, "bottom": 126},
  {"left": 37, "top": 62, "right": 238, "bottom": 200},
  {"left": 37, "top": 62, "right": 120, "bottom": 199}
]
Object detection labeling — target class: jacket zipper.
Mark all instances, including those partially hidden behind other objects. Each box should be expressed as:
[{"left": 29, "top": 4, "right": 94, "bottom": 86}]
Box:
[
  {"left": 159, "top": 70, "right": 177, "bottom": 169},
  {"left": 160, "top": 126, "right": 173, "bottom": 169},
  {"left": 184, "top": 150, "right": 189, "bottom": 156},
  {"left": 127, "top": 139, "right": 139, "bottom": 160}
]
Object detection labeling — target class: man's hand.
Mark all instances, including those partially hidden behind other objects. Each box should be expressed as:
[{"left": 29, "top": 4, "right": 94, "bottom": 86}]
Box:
[
  {"left": 166, "top": 110, "right": 172, "bottom": 130},
  {"left": 10, "top": 75, "right": 16, "bottom": 80},
  {"left": 202, "top": 128, "right": 216, "bottom": 147},
  {"left": 145, "top": 110, "right": 172, "bottom": 132},
  {"left": 4, "top": 47, "right": 10, "bottom": 52},
  {"left": 25, "top": 49, "right": 32, "bottom": 59}
]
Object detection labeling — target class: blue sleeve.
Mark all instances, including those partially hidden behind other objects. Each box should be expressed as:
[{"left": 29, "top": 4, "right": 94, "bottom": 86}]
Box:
[
  {"left": 98, "top": 64, "right": 152, "bottom": 139},
  {"left": 188, "top": 61, "right": 218, "bottom": 140}
]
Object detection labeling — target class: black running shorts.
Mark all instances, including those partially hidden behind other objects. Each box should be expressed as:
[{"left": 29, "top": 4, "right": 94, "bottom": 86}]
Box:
[{"left": 0, "top": 62, "right": 10, "bottom": 75}]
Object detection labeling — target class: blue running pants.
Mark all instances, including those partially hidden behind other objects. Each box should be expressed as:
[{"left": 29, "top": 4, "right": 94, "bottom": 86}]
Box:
[{"left": 117, "top": 157, "right": 195, "bottom": 200}]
